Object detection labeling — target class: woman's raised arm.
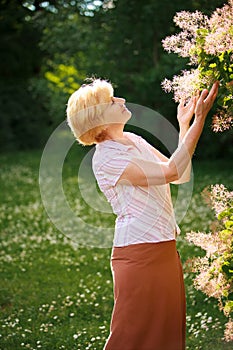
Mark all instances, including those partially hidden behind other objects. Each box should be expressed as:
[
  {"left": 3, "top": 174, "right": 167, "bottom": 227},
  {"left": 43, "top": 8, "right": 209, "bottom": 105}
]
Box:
[{"left": 117, "top": 82, "right": 219, "bottom": 187}]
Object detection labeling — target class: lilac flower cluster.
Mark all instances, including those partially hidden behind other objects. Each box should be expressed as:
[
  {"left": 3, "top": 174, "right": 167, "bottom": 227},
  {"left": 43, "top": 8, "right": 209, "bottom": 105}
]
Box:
[
  {"left": 205, "top": 1, "right": 233, "bottom": 55},
  {"left": 162, "top": 10, "right": 208, "bottom": 63},
  {"left": 161, "top": 69, "right": 205, "bottom": 102},
  {"left": 162, "top": 0, "right": 233, "bottom": 132}
]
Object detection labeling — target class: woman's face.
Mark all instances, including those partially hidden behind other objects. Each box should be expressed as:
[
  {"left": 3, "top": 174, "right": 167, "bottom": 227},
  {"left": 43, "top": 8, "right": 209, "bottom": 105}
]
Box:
[{"left": 102, "top": 96, "right": 132, "bottom": 126}]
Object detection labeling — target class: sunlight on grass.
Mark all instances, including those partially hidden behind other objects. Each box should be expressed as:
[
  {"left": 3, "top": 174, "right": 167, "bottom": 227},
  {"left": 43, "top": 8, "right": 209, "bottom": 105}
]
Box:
[{"left": 0, "top": 149, "right": 232, "bottom": 349}]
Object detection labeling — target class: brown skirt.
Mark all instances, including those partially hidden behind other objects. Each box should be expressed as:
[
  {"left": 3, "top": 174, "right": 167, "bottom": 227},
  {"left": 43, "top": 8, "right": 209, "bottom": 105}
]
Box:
[{"left": 104, "top": 240, "right": 186, "bottom": 350}]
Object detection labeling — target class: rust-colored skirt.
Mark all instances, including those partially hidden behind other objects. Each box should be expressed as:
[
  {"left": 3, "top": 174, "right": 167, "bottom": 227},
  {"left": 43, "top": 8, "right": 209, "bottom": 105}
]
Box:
[{"left": 104, "top": 240, "right": 186, "bottom": 350}]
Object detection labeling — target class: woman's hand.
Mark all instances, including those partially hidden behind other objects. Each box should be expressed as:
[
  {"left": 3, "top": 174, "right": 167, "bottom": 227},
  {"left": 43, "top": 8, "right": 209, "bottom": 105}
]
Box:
[
  {"left": 177, "top": 95, "right": 197, "bottom": 128},
  {"left": 195, "top": 82, "right": 219, "bottom": 122}
]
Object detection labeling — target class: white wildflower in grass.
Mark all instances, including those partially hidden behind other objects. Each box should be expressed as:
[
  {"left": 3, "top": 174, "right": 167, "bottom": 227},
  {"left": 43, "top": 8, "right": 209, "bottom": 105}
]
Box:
[{"left": 162, "top": 0, "right": 233, "bottom": 130}]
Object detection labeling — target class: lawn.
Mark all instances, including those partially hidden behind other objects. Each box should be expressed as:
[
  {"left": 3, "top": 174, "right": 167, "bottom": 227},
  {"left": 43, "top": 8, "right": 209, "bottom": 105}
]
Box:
[{"left": 0, "top": 146, "right": 233, "bottom": 350}]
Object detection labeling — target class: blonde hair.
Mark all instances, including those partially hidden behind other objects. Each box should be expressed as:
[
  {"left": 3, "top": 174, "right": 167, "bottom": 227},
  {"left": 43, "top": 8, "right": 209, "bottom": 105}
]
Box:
[{"left": 66, "top": 78, "right": 114, "bottom": 145}]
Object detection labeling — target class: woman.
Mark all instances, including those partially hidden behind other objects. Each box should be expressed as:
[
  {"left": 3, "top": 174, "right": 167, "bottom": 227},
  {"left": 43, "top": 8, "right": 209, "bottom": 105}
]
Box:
[{"left": 66, "top": 79, "right": 218, "bottom": 350}]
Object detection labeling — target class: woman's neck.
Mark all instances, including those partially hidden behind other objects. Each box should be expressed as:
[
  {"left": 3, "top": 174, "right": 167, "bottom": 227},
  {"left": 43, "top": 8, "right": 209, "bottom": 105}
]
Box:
[
  {"left": 105, "top": 123, "right": 125, "bottom": 141},
  {"left": 105, "top": 128, "right": 135, "bottom": 147}
]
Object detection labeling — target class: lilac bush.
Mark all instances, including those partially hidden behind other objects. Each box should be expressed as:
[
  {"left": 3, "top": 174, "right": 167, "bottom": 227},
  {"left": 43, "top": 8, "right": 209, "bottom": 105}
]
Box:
[
  {"left": 186, "top": 185, "right": 233, "bottom": 342},
  {"left": 161, "top": 1, "right": 233, "bottom": 341}
]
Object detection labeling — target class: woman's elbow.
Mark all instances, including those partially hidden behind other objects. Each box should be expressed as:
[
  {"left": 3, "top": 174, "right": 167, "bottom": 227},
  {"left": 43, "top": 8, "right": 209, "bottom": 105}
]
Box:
[
  {"left": 171, "top": 174, "right": 190, "bottom": 185},
  {"left": 164, "top": 164, "right": 178, "bottom": 183}
]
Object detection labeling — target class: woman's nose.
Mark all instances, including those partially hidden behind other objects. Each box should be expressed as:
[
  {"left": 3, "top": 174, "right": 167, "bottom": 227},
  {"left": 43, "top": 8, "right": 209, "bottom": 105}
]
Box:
[{"left": 113, "top": 97, "right": 126, "bottom": 104}]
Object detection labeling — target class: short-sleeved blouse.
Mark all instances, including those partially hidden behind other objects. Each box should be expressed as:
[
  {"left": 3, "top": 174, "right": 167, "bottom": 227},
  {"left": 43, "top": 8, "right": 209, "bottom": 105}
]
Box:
[{"left": 92, "top": 132, "right": 179, "bottom": 247}]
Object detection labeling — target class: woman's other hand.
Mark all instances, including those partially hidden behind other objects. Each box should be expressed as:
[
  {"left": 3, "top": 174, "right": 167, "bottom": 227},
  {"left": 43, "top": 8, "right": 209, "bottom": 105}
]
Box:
[{"left": 177, "top": 95, "right": 197, "bottom": 128}]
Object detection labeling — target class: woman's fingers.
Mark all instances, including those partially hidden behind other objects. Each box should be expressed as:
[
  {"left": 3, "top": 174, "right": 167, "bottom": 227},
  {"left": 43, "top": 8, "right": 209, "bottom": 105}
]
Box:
[
  {"left": 186, "top": 96, "right": 194, "bottom": 108},
  {"left": 195, "top": 82, "right": 219, "bottom": 119},
  {"left": 178, "top": 82, "right": 218, "bottom": 122},
  {"left": 200, "top": 89, "right": 209, "bottom": 101},
  {"left": 191, "top": 95, "right": 198, "bottom": 108},
  {"left": 205, "top": 81, "right": 219, "bottom": 103},
  {"left": 178, "top": 97, "right": 185, "bottom": 108},
  {"left": 201, "top": 82, "right": 219, "bottom": 104}
]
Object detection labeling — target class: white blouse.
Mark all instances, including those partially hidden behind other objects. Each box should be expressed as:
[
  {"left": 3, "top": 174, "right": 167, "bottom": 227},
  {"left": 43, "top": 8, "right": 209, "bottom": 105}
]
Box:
[{"left": 92, "top": 132, "right": 180, "bottom": 247}]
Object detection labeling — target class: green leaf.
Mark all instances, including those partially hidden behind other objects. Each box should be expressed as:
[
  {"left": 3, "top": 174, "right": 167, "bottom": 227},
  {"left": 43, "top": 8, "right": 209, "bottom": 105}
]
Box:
[
  {"left": 225, "top": 220, "right": 233, "bottom": 229},
  {"left": 218, "top": 208, "right": 233, "bottom": 220},
  {"left": 209, "top": 63, "right": 217, "bottom": 68}
]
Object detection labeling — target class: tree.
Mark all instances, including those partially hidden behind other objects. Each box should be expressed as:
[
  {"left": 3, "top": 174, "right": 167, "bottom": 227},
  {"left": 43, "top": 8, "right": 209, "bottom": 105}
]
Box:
[
  {"left": 0, "top": 0, "right": 228, "bottom": 152},
  {"left": 40, "top": 0, "right": 229, "bottom": 157},
  {"left": 0, "top": 0, "right": 97, "bottom": 150},
  {"left": 0, "top": 0, "right": 50, "bottom": 150}
]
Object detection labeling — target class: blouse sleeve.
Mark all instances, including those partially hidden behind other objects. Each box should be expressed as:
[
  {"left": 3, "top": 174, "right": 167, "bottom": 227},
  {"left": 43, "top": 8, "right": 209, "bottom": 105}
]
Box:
[{"left": 93, "top": 146, "right": 134, "bottom": 188}]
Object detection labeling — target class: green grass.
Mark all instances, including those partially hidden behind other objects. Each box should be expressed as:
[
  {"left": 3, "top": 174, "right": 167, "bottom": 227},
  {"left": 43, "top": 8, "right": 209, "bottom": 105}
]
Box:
[{"left": 0, "top": 147, "right": 233, "bottom": 350}]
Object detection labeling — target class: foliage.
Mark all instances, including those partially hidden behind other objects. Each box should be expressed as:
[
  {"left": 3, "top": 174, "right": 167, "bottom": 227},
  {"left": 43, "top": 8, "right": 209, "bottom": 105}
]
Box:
[
  {"left": 82, "top": 0, "right": 226, "bottom": 113},
  {"left": 186, "top": 184, "right": 233, "bottom": 342},
  {"left": 34, "top": 0, "right": 233, "bottom": 159},
  {"left": 37, "top": 8, "right": 91, "bottom": 121},
  {"left": 45, "top": 64, "right": 81, "bottom": 94},
  {"left": 0, "top": 0, "right": 229, "bottom": 154},
  {"left": 0, "top": 0, "right": 51, "bottom": 150},
  {"left": 43, "top": 62, "right": 85, "bottom": 121},
  {"left": 0, "top": 80, "right": 52, "bottom": 151},
  {"left": 37, "top": 0, "right": 227, "bottom": 114},
  {"left": 161, "top": 0, "right": 233, "bottom": 132}
]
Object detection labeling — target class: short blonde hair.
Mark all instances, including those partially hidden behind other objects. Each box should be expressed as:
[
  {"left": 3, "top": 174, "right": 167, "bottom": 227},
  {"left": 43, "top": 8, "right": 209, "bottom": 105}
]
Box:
[{"left": 66, "top": 78, "right": 114, "bottom": 145}]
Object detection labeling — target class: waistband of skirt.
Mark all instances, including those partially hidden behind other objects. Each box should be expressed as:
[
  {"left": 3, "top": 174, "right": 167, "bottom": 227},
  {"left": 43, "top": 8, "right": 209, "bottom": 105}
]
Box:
[
  {"left": 111, "top": 239, "right": 177, "bottom": 262},
  {"left": 113, "top": 239, "right": 176, "bottom": 250}
]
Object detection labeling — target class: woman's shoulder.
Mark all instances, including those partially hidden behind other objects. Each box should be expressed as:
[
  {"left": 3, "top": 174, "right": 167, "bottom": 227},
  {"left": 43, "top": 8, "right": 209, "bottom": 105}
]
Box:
[
  {"left": 124, "top": 131, "right": 142, "bottom": 142},
  {"left": 124, "top": 131, "right": 150, "bottom": 146},
  {"left": 93, "top": 138, "right": 132, "bottom": 166}
]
